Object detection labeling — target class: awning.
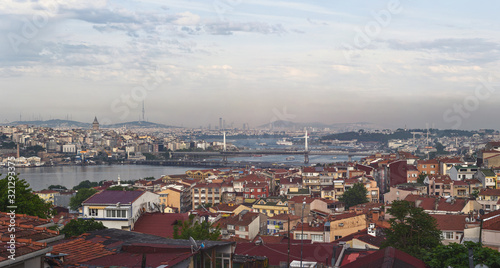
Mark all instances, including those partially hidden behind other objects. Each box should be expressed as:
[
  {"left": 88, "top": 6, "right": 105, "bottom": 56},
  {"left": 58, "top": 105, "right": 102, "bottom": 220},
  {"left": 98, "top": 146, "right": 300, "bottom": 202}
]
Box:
[{"left": 88, "top": 206, "right": 107, "bottom": 209}]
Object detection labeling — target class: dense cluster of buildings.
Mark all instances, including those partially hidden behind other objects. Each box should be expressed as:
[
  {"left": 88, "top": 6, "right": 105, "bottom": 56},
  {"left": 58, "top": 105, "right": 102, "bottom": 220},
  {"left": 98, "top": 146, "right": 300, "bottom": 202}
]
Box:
[
  {"left": 3, "top": 123, "right": 500, "bottom": 267},
  {"left": 6, "top": 139, "right": 496, "bottom": 267}
]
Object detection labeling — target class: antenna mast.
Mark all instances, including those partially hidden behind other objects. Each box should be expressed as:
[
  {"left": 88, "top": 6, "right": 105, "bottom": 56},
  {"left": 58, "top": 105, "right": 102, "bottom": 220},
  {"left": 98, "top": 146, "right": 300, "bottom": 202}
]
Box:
[{"left": 142, "top": 101, "right": 145, "bottom": 122}]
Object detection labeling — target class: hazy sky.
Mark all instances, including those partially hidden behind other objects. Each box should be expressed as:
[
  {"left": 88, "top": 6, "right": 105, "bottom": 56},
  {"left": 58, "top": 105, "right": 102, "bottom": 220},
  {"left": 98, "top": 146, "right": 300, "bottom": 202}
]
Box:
[{"left": 1, "top": 0, "right": 499, "bottom": 129}]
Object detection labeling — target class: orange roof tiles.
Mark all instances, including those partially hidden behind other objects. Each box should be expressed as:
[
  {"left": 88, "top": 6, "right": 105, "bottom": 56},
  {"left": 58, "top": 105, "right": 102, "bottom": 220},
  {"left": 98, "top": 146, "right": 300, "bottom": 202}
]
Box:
[{"left": 51, "top": 238, "right": 116, "bottom": 265}]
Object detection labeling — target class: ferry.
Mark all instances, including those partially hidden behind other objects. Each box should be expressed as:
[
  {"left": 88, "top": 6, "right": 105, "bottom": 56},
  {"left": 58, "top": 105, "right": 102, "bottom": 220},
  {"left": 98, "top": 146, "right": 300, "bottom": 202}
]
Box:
[
  {"left": 276, "top": 139, "right": 293, "bottom": 146},
  {"left": 286, "top": 156, "right": 295, "bottom": 161}
]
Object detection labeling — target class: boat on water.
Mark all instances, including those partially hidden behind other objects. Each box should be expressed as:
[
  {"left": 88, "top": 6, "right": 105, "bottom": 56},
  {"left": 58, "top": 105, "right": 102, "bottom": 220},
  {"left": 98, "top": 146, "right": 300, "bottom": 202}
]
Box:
[
  {"left": 286, "top": 156, "right": 295, "bottom": 161},
  {"left": 257, "top": 142, "right": 267, "bottom": 146},
  {"left": 252, "top": 154, "right": 263, "bottom": 157},
  {"left": 276, "top": 139, "right": 293, "bottom": 146}
]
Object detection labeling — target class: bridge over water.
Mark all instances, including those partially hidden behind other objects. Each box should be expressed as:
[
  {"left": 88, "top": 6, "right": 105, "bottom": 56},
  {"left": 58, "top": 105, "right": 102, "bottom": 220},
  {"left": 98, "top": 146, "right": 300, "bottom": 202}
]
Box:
[
  {"left": 170, "top": 149, "right": 375, "bottom": 163},
  {"left": 169, "top": 132, "right": 375, "bottom": 164}
]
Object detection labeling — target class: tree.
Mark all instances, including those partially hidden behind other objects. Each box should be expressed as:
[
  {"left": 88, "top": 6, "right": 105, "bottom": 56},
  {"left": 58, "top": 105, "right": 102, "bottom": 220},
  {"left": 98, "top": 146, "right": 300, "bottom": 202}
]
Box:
[
  {"left": 60, "top": 218, "right": 106, "bottom": 237},
  {"left": 424, "top": 242, "right": 500, "bottom": 268},
  {"left": 107, "top": 186, "right": 135, "bottom": 191},
  {"left": 69, "top": 188, "right": 97, "bottom": 210},
  {"left": 173, "top": 217, "right": 221, "bottom": 241},
  {"left": 417, "top": 174, "right": 426, "bottom": 184},
  {"left": 72, "top": 180, "right": 99, "bottom": 190},
  {"left": 338, "top": 182, "right": 368, "bottom": 209},
  {"left": 0, "top": 174, "right": 54, "bottom": 219},
  {"left": 48, "top": 184, "right": 67, "bottom": 190},
  {"left": 382, "top": 200, "right": 442, "bottom": 259}
]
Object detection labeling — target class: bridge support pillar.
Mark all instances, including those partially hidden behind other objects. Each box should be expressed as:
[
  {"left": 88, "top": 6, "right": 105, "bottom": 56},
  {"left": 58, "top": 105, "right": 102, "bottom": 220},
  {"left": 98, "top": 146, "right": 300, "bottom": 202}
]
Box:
[
  {"left": 348, "top": 155, "right": 352, "bottom": 162},
  {"left": 304, "top": 153, "right": 309, "bottom": 164},
  {"left": 222, "top": 155, "right": 227, "bottom": 163}
]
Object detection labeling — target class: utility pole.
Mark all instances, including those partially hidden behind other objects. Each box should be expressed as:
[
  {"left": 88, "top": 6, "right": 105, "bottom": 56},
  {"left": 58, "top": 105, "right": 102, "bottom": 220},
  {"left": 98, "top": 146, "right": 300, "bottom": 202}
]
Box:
[
  {"left": 287, "top": 215, "right": 290, "bottom": 268},
  {"left": 300, "top": 198, "right": 306, "bottom": 268}
]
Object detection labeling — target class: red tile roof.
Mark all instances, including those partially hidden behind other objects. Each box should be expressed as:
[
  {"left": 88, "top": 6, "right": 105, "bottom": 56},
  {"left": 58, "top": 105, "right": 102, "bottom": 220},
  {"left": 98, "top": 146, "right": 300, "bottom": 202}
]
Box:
[
  {"left": 341, "top": 247, "right": 426, "bottom": 268},
  {"left": 85, "top": 244, "right": 194, "bottom": 267},
  {"left": 417, "top": 159, "right": 439, "bottom": 164},
  {"left": 482, "top": 210, "right": 500, "bottom": 231},
  {"left": 430, "top": 214, "right": 473, "bottom": 231},
  {"left": 329, "top": 212, "right": 361, "bottom": 221},
  {"left": 251, "top": 235, "right": 288, "bottom": 244},
  {"left": 288, "top": 196, "right": 315, "bottom": 204},
  {"left": 133, "top": 212, "right": 189, "bottom": 238},
  {"left": 51, "top": 237, "right": 116, "bottom": 265},
  {"left": 235, "top": 242, "right": 335, "bottom": 266},
  {"left": 404, "top": 195, "right": 467, "bottom": 212},
  {"left": 479, "top": 188, "right": 500, "bottom": 196},
  {"left": 217, "top": 211, "right": 259, "bottom": 228}
]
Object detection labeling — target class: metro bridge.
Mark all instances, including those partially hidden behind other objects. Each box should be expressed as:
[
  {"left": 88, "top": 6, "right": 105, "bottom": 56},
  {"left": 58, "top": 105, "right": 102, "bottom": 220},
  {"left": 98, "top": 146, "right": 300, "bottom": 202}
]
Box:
[
  {"left": 170, "top": 149, "right": 374, "bottom": 163},
  {"left": 170, "top": 131, "right": 375, "bottom": 164}
]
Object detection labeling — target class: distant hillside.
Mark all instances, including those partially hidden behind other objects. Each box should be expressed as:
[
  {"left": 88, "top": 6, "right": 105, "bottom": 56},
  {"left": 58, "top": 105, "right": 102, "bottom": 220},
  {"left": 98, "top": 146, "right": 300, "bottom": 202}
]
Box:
[
  {"left": 7, "top": 119, "right": 90, "bottom": 128},
  {"left": 106, "top": 121, "right": 175, "bottom": 129},
  {"left": 3, "top": 119, "right": 176, "bottom": 129},
  {"left": 320, "top": 128, "right": 494, "bottom": 143},
  {"left": 258, "top": 120, "right": 382, "bottom": 132}
]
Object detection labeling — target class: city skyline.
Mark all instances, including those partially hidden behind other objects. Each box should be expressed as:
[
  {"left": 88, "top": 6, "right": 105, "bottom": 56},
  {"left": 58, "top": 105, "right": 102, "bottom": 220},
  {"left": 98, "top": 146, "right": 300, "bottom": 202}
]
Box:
[{"left": 1, "top": 1, "right": 499, "bottom": 130}]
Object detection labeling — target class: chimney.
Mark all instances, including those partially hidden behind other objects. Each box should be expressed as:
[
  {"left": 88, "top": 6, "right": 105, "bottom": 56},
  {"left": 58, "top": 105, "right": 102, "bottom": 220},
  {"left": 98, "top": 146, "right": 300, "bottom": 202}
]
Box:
[
  {"left": 434, "top": 198, "right": 439, "bottom": 210},
  {"left": 16, "top": 143, "right": 19, "bottom": 158}
]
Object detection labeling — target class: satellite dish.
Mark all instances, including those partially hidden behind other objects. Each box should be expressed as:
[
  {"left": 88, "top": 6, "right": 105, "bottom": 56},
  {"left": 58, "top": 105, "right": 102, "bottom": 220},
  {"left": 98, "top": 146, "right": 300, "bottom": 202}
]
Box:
[
  {"left": 189, "top": 237, "right": 200, "bottom": 253},
  {"left": 479, "top": 209, "right": 485, "bottom": 215}
]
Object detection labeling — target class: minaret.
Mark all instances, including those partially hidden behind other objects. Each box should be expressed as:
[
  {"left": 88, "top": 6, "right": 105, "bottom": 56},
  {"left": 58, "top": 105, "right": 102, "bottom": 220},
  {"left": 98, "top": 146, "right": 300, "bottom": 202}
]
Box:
[
  {"left": 305, "top": 129, "right": 308, "bottom": 151},
  {"left": 117, "top": 175, "right": 121, "bottom": 186},
  {"left": 92, "top": 116, "right": 99, "bottom": 130},
  {"left": 223, "top": 131, "right": 226, "bottom": 152}
]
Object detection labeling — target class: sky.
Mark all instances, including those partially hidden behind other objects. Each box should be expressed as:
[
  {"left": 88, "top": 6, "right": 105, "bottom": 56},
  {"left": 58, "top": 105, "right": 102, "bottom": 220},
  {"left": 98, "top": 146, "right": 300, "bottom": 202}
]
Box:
[{"left": 1, "top": 0, "right": 499, "bottom": 130}]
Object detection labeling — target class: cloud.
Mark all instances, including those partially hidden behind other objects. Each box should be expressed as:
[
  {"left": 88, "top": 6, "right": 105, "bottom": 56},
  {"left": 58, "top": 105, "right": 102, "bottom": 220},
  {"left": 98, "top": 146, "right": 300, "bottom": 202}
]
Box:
[
  {"left": 387, "top": 38, "right": 500, "bottom": 53},
  {"left": 385, "top": 38, "right": 500, "bottom": 65},
  {"left": 174, "top": 11, "right": 200, "bottom": 25},
  {"left": 203, "top": 21, "right": 286, "bottom": 35},
  {"left": 428, "top": 65, "right": 482, "bottom": 74}
]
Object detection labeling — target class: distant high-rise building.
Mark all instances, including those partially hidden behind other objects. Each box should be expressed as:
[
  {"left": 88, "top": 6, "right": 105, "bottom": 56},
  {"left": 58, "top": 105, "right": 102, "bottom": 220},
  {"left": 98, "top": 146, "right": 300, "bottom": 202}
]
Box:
[
  {"left": 219, "top": 117, "right": 222, "bottom": 130},
  {"left": 92, "top": 116, "right": 99, "bottom": 130}
]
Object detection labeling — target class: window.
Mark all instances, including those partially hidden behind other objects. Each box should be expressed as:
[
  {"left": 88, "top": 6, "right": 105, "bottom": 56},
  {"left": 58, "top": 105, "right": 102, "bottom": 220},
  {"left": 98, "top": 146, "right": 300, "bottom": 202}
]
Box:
[
  {"left": 334, "top": 235, "right": 342, "bottom": 240},
  {"left": 311, "top": 234, "right": 323, "bottom": 242},
  {"left": 89, "top": 208, "right": 98, "bottom": 216},
  {"left": 431, "top": 165, "right": 435, "bottom": 168},
  {"left": 106, "top": 209, "right": 127, "bottom": 218},
  {"left": 423, "top": 165, "right": 427, "bottom": 168},
  {"left": 296, "top": 234, "right": 308, "bottom": 240},
  {"left": 442, "top": 232, "right": 453, "bottom": 239},
  {"left": 239, "top": 226, "right": 245, "bottom": 231},
  {"left": 227, "top": 225, "right": 234, "bottom": 230},
  {"left": 257, "top": 189, "right": 261, "bottom": 192}
]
